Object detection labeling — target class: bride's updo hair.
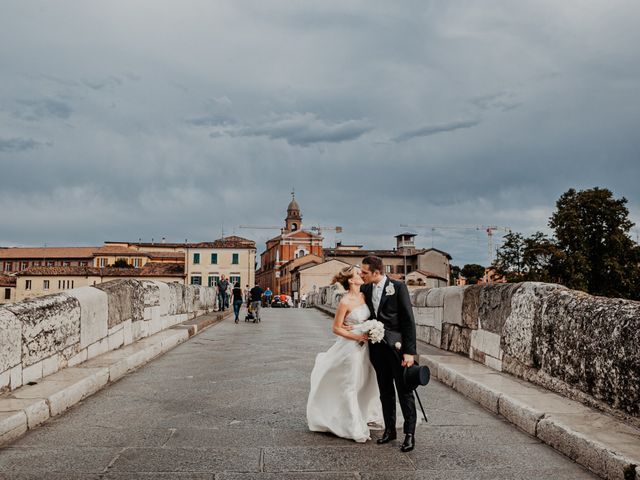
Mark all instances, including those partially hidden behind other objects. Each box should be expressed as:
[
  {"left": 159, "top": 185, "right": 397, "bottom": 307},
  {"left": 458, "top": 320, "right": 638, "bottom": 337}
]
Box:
[{"left": 331, "top": 265, "right": 355, "bottom": 291}]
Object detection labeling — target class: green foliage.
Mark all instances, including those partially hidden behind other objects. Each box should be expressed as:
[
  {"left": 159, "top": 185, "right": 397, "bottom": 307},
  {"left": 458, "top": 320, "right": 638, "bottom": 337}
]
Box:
[
  {"left": 550, "top": 187, "right": 639, "bottom": 299},
  {"left": 495, "top": 187, "right": 640, "bottom": 300},
  {"left": 462, "top": 264, "right": 485, "bottom": 284},
  {"left": 450, "top": 265, "right": 461, "bottom": 285}
]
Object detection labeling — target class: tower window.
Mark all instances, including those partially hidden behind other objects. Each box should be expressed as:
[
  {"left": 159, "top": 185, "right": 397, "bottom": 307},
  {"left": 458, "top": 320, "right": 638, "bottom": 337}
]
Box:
[{"left": 292, "top": 223, "right": 298, "bottom": 231}]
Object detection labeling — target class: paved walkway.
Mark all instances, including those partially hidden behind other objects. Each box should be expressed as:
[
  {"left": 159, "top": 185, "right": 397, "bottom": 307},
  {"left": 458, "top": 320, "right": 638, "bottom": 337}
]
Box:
[{"left": 0, "top": 308, "right": 598, "bottom": 479}]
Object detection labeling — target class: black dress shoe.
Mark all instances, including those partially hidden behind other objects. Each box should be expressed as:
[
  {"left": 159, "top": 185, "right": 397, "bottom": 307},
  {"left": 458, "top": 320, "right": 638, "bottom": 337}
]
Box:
[
  {"left": 400, "top": 433, "right": 415, "bottom": 452},
  {"left": 376, "top": 429, "right": 397, "bottom": 444}
]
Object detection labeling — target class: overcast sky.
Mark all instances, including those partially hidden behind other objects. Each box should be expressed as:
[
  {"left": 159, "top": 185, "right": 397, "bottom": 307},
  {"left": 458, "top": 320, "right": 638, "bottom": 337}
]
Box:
[{"left": 1, "top": 1, "right": 639, "bottom": 267}]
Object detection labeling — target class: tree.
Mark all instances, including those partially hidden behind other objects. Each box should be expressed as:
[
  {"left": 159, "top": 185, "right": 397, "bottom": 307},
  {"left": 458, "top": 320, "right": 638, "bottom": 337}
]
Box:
[
  {"left": 494, "top": 232, "right": 525, "bottom": 282},
  {"left": 462, "top": 264, "right": 485, "bottom": 284},
  {"left": 549, "top": 187, "right": 640, "bottom": 299},
  {"left": 522, "top": 231, "right": 564, "bottom": 283},
  {"left": 450, "top": 265, "right": 462, "bottom": 285}
]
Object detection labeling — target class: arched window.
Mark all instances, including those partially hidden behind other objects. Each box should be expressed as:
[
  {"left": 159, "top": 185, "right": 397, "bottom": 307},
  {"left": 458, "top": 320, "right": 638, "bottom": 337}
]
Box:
[{"left": 291, "top": 223, "right": 298, "bottom": 231}]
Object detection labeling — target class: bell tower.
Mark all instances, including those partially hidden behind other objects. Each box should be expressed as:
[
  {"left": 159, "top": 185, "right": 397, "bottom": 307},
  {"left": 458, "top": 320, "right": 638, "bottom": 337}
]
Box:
[{"left": 285, "top": 190, "right": 302, "bottom": 233}]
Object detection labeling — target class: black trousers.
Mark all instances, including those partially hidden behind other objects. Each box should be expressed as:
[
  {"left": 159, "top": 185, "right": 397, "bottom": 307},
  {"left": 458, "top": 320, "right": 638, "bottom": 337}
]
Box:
[{"left": 369, "top": 342, "right": 417, "bottom": 435}]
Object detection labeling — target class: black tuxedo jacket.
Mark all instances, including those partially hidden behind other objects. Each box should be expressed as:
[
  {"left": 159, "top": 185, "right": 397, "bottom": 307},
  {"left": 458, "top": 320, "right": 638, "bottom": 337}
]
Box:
[{"left": 361, "top": 278, "right": 417, "bottom": 356}]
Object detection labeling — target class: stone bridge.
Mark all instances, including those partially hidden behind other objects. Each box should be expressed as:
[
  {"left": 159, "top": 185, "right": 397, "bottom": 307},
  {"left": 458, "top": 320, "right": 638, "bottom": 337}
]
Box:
[{"left": 0, "top": 280, "right": 638, "bottom": 479}]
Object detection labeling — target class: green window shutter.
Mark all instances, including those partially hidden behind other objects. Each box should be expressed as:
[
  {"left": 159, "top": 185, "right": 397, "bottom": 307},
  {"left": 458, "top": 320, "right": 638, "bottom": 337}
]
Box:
[
  {"left": 232, "top": 253, "right": 239, "bottom": 264},
  {"left": 193, "top": 253, "right": 200, "bottom": 264},
  {"left": 211, "top": 253, "right": 218, "bottom": 264}
]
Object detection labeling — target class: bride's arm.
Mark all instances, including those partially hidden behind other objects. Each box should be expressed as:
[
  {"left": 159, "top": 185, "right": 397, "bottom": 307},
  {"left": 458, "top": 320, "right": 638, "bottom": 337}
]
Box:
[{"left": 332, "top": 302, "right": 368, "bottom": 342}]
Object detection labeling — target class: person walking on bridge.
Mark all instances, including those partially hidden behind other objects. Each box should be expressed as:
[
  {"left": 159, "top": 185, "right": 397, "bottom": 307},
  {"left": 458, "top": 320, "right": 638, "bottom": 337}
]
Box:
[
  {"left": 232, "top": 282, "right": 244, "bottom": 324},
  {"left": 249, "top": 283, "right": 264, "bottom": 323}
]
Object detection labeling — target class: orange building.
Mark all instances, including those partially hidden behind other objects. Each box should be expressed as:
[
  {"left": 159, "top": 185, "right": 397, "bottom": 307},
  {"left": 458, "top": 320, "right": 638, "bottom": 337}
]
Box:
[{"left": 256, "top": 195, "right": 324, "bottom": 293}]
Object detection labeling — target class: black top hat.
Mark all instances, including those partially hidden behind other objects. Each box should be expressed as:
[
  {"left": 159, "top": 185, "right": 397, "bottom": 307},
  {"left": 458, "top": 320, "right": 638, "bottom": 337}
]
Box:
[{"left": 403, "top": 364, "right": 430, "bottom": 391}]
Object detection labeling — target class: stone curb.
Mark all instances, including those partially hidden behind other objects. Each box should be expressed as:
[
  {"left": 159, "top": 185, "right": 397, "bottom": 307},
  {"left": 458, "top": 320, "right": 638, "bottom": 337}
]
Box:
[
  {"left": 311, "top": 305, "right": 640, "bottom": 480},
  {"left": 0, "top": 309, "right": 231, "bottom": 447},
  {"left": 420, "top": 354, "right": 640, "bottom": 480}
]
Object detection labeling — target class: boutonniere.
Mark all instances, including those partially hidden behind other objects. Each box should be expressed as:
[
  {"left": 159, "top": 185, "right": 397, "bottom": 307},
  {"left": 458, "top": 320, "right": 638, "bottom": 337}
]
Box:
[{"left": 385, "top": 284, "right": 395, "bottom": 296}]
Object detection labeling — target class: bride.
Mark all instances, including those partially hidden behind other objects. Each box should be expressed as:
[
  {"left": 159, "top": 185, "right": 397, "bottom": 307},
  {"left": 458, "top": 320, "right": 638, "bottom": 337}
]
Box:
[{"left": 306, "top": 265, "right": 384, "bottom": 443}]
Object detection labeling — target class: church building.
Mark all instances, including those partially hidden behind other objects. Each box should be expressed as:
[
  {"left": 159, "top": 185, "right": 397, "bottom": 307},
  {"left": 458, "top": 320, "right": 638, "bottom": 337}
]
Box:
[{"left": 256, "top": 195, "right": 323, "bottom": 293}]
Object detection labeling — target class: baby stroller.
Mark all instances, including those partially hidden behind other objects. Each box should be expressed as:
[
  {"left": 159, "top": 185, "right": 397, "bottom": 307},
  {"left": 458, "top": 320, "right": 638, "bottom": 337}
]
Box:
[{"left": 244, "top": 302, "right": 259, "bottom": 323}]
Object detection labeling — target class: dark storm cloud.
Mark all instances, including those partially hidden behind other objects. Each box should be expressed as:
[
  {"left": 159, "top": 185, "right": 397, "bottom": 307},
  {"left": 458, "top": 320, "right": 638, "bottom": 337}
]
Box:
[
  {"left": 393, "top": 119, "right": 481, "bottom": 143},
  {"left": 0, "top": 137, "right": 49, "bottom": 152},
  {"left": 13, "top": 98, "right": 72, "bottom": 121},
  {"left": 227, "top": 113, "right": 373, "bottom": 147},
  {"left": 0, "top": 0, "right": 639, "bottom": 266}
]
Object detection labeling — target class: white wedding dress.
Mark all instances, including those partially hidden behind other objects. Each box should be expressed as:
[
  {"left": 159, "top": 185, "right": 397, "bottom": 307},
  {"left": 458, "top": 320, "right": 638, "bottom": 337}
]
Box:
[{"left": 306, "top": 303, "right": 384, "bottom": 443}]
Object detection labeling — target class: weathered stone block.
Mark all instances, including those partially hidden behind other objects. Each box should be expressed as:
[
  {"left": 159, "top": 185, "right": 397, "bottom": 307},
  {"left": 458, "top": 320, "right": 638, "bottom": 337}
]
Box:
[
  {"left": 443, "top": 286, "right": 466, "bottom": 326},
  {"left": 10, "top": 365, "right": 22, "bottom": 390},
  {"left": 484, "top": 355, "right": 503, "bottom": 372},
  {"left": 461, "top": 285, "right": 482, "bottom": 329},
  {"left": 477, "top": 283, "right": 521, "bottom": 334},
  {"left": 42, "top": 354, "right": 61, "bottom": 377},
  {"left": 150, "top": 281, "right": 171, "bottom": 315},
  {"left": 68, "top": 349, "right": 88, "bottom": 367},
  {"left": 453, "top": 375, "right": 500, "bottom": 413},
  {"left": 122, "top": 319, "right": 133, "bottom": 345},
  {"left": 140, "top": 280, "right": 160, "bottom": 307},
  {"left": 502, "top": 282, "right": 566, "bottom": 367},
  {"left": 108, "top": 328, "right": 124, "bottom": 350},
  {"left": 440, "top": 324, "right": 471, "bottom": 354},
  {"left": 0, "top": 369, "right": 9, "bottom": 390},
  {"left": 94, "top": 279, "right": 144, "bottom": 328},
  {"left": 6, "top": 293, "right": 81, "bottom": 367},
  {"left": 0, "top": 308, "right": 21, "bottom": 372},
  {"left": 67, "top": 286, "right": 109, "bottom": 349},
  {"left": 426, "top": 287, "right": 446, "bottom": 307},
  {"left": 22, "top": 361, "right": 43, "bottom": 384},
  {"left": 87, "top": 337, "right": 109, "bottom": 359},
  {"left": 471, "top": 329, "right": 503, "bottom": 360},
  {"left": 413, "top": 306, "right": 443, "bottom": 329},
  {"left": 536, "top": 288, "right": 640, "bottom": 418},
  {"left": 168, "top": 282, "right": 187, "bottom": 315},
  {"left": 413, "top": 288, "right": 430, "bottom": 307}
]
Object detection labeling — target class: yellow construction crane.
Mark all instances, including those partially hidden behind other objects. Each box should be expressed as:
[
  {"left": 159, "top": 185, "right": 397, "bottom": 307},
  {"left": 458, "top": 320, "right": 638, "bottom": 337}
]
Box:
[{"left": 400, "top": 224, "right": 511, "bottom": 265}]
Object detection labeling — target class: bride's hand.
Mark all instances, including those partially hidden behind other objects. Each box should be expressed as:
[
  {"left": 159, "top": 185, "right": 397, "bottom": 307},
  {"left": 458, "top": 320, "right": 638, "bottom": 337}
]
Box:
[{"left": 358, "top": 333, "right": 369, "bottom": 342}]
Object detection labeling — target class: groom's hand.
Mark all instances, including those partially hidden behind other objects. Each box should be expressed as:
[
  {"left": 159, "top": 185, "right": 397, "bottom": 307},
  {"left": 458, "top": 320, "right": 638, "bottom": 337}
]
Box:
[{"left": 401, "top": 354, "right": 415, "bottom": 368}]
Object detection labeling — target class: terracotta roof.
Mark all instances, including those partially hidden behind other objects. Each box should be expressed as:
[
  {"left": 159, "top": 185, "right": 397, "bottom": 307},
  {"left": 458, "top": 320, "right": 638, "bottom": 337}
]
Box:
[
  {"left": 92, "top": 246, "right": 149, "bottom": 257},
  {"left": 0, "top": 247, "right": 97, "bottom": 260},
  {"left": 411, "top": 269, "right": 448, "bottom": 281},
  {"left": 0, "top": 274, "right": 16, "bottom": 287},
  {"left": 15, "top": 264, "right": 185, "bottom": 278},
  {"left": 145, "top": 251, "right": 185, "bottom": 260},
  {"left": 324, "top": 247, "right": 452, "bottom": 260},
  {"left": 108, "top": 236, "right": 256, "bottom": 250}
]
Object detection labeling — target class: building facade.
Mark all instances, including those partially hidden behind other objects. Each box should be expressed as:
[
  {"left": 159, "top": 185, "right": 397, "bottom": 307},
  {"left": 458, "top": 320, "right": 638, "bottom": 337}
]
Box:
[
  {"left": 184, "top": 236, "right": 257, "bottom": 289},
  {"left": 256, "top": 195, "right": 324, "bottom": 293},
  {"left": 278, "top": 254, "right": 323, "bottom": 299},
  {"left": 291, "top": 258, "right": 350, "bottom": 303},
  {"left": 0, "top": 274, "right": 16, "bottom": 305},
  {"left": 324, "top": 233, "right": 452, "bottom": 283},
  {"left": 13, "top": 264, "right": 185, "bottom": 303}
]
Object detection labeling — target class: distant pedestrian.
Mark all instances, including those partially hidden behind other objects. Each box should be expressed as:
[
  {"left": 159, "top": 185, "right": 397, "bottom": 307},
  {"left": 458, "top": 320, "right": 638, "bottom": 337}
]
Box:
[
  {"left": 250, "top": 284, "right": 264, "bottom": 322},
  {"left": 264, "top": 287, "right": 273, "bottom": 307},
  {"left": 232, "top": 282, "right": 243, "bottom": 324},
  {"left": 244, "top": 284, "right": 251, "bottom": 305},
  {"left": 217, "top": 275, "right": 230, "bottom": 312}
]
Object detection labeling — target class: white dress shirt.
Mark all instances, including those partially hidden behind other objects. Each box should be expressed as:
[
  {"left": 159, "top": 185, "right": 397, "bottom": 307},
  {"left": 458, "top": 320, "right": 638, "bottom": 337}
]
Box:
[{"left": 372, "top": 275, "right": 387, "bottom": 314}]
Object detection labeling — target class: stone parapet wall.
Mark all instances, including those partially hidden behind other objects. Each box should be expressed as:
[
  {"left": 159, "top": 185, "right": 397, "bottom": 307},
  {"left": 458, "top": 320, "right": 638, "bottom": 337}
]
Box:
[
  {"left": 308, "top": 282, "right": 640, "bottom": 425},
  {"left": 0, "top": 279, "right": 216, "bottom": 392}
]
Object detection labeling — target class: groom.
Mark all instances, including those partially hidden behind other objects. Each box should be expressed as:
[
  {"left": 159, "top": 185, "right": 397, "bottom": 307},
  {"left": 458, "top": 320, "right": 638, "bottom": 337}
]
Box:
[{"left": 360, "top": 255, "right": 417, "bottom": 452}]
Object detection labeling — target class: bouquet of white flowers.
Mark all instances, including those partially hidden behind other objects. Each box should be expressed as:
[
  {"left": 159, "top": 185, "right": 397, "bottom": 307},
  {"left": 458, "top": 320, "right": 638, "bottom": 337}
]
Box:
[{"left": 353, "top": 320, "right": 385, "bottom": 344}]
